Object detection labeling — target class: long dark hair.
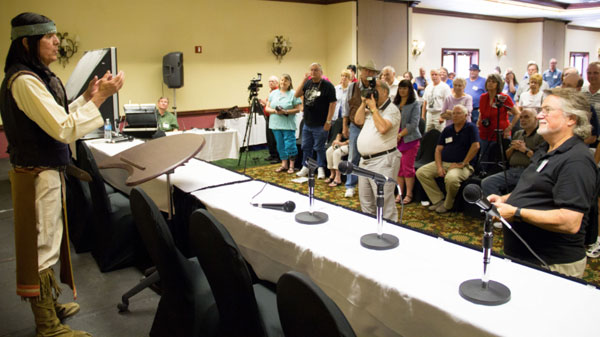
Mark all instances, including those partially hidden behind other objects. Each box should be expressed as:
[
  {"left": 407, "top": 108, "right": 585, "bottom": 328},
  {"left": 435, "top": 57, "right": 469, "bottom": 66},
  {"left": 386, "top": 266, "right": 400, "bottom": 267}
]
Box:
[
  {"left": 393, "top": 79, "right": 416, "bottom": 106},
  {"left": 4, "top": 12, "right": 53, "bottom": 76}
]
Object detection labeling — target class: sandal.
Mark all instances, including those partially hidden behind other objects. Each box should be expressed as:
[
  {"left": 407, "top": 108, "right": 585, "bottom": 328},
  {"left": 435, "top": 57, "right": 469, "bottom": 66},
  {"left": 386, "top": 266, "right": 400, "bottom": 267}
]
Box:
[
  {"left": 328, "top": 180, "right": 342, "bottom": 187},
  {"left": 395, "top": 194, "right": 402, "bottom": 203},
  {"left": 287, "top": 167, "right": 295, "bottom": 174},
  {"left": 275, "top": 166, "right": 289, "bottom": 173},
  {"left": 324, "top": 177, "right": 334, "bottom": 183},
  {"left": 402, "top": 195, "right": 413, "bottom": 204}
]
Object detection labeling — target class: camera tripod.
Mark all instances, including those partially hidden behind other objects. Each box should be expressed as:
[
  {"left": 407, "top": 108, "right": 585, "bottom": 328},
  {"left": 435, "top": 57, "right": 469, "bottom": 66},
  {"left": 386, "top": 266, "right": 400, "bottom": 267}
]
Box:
[
  {"left": 479, "top": 97, "right": 510, "bottom": 193},
  {"left": 237, "top": 96, "right": 264, "bottom": 173}
]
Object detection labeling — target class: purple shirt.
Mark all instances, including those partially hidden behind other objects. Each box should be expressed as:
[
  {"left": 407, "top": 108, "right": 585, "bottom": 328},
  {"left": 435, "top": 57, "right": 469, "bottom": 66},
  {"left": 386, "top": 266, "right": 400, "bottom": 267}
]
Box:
[{"left": 441, "top": 94, "right": 473, "bottom": 126}]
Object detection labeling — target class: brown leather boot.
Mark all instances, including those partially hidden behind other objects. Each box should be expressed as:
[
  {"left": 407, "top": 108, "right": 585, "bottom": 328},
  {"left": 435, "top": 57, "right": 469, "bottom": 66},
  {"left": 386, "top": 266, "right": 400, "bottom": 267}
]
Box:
[{"left": 29, "top": 269, "right": 91, "bottom": 337}]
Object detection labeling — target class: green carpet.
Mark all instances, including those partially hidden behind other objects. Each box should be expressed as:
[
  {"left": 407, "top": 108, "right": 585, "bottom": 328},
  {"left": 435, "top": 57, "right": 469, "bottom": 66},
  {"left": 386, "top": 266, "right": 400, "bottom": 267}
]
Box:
[{"left": 213, "top": 152, "right": 600, "bottom": 286}]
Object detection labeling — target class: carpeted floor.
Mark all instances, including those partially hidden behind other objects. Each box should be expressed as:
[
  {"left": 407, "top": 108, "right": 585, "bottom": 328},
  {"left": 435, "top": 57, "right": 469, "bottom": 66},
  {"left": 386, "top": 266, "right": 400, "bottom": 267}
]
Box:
[{"left": 214, "top": 151, "right": 600, "bottom": 287}]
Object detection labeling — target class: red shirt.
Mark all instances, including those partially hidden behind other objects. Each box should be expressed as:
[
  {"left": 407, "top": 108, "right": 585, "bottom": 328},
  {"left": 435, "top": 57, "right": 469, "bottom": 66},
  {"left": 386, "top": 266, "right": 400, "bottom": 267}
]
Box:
[{"left": 478, "top": 92, "right": 514, "bottom": 141}]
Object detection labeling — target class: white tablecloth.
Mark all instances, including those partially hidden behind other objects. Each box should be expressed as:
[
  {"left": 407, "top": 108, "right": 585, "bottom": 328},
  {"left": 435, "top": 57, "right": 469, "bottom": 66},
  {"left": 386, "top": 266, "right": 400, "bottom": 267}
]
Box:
[
  {"left": 86, "top": 138, "right": 250, "bottom": 211},
  {"left": 166, "top": 129, "right": 239, "bottom": 162},
  {"left": 191, "top": 180, "right": 600, "bottom": 337},
  {"left": 223, "top": 112, "right": 303, "bottom": 147}
]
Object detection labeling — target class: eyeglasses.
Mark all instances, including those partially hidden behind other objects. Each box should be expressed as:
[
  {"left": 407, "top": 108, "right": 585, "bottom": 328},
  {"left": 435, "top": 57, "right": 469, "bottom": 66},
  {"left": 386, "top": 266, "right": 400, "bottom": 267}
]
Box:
[{"left": 538, "top": 106, "right": 560, "bottom": 117}]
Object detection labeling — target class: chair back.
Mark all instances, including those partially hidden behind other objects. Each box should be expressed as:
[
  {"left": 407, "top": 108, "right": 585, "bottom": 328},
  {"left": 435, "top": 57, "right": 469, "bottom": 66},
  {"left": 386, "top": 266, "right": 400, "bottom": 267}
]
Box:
[
  {"left": 189, "top": 209, "right": 265, "bottom": 337},
  {"left": 326, "top": 118, "right": 344, "bottom": 148},
  {"left": 414, "top": 129, "right": 441, "bottom": 167},
  {"left": 76, "top": 141, "right": 111, "bottom": 215},
  {"left": 277, "top": 271, "right": 356, "bottom": 337},
  {"left": 130, "top": 188, "right": 217, "bottom": 337}
]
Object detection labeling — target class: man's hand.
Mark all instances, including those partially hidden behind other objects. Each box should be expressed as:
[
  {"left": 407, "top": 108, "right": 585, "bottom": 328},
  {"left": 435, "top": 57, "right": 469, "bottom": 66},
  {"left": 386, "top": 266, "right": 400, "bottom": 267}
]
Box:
[
  {"left": 83, "top": 75, "right": 99, "bottom": 102},
  {"left": 364, "top": 94, "right": 377, "bottom": 111},
  {"left": 342, "top": 125, "right": 349, "bottom": 138},
  {"left": 437, "top": 165, "right": 446, "bottom": 177},
  {"left": 491, "top": 200, "right": 517, "bottom": 221},
  {"left": 448, "top": 162, "right": 465, "bottom": 170},
  {"left": 512, "top": 139, "right": 527, "bottom": 152},
  {"left": 487, "top": 194, "right": 504, "bottom": 204},
  {"left": 91, "top": 71, "right": 125, "bottom": 108}
]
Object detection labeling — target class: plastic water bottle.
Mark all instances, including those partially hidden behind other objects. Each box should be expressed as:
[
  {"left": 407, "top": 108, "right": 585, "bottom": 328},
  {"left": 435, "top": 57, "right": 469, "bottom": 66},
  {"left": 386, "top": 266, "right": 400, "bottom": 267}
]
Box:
[{"left": 104, "top": 118, "right": 112, "bottom": 141}]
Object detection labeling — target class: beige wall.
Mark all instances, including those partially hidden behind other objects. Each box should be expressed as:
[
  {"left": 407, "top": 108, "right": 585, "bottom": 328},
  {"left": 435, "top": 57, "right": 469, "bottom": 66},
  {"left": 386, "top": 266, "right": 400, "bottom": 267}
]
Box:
[
  {"left": 542, "top": 20, "right": 566, "bottom": 71},
  {"left": 565, "top": 27, "right": 600, "bottom": 74},
  {"left": 514, "top": 22, "right": 544, "bottom": 78},
  {"left": 358, "top": 0, "right": 409, "bottom": 73},
  {"left": 0, "top": 0, "right": 356, "bottom": 115}
]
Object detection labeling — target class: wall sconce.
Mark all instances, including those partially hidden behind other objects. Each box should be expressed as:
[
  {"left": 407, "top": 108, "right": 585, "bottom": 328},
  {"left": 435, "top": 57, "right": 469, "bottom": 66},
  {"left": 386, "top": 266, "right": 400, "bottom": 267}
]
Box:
[
  {"left": 57, "top": 32, "right": 79, "bottom": 67},
  {"left": 496, "top": 43, "right": 507, "bottom": 57},
  {"left": 271, "top": 35, "right": 292, "bottom": 62},
  {"left": 411, "top": 40, "right": 425, "bottom": 56}
]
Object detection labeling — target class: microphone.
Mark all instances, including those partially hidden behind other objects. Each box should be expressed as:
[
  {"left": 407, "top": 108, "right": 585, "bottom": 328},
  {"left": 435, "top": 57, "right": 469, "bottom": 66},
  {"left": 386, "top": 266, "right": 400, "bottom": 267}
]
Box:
[
  {"left": 251, "top": 200, "right": 296, "bottom": 212},
  {"left": 338, "top": 161, "right": 396, "bottom": 184},
  {"left": 462, "top": 184, "right": 501, "bottom": 219}
]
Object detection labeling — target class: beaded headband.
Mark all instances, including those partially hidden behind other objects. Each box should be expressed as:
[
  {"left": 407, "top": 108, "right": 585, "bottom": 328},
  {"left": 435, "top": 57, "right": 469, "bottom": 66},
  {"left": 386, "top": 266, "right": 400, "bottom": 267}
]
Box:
[{"left": 11, "top": 22, "right": 56, "bottom": 40}]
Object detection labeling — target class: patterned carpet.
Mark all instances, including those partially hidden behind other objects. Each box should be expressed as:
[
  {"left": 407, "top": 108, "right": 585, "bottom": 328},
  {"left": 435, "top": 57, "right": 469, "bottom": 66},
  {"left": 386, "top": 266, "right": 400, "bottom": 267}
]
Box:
[{"left": 214, "top": 151, "right": 600, "bottom": 286}]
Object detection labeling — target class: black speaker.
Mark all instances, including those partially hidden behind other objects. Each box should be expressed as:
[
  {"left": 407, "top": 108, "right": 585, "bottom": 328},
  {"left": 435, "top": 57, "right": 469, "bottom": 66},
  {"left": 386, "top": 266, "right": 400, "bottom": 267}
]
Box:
[{"left": 162, "top": 52, "right": 183, "bottom": 88}]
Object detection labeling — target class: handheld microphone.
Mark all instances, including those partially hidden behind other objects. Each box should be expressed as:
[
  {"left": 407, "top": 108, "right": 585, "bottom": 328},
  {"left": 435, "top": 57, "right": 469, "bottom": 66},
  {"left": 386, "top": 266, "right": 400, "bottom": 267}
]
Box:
[
  {"left": 251, "top": 201, "right": 296, "bottom": 212},
  {"left": 462, "top": 184, "right": 501, "bottom": 219},
  {"left": 338, "top": 161, "right": 396, "bottom": 184}
]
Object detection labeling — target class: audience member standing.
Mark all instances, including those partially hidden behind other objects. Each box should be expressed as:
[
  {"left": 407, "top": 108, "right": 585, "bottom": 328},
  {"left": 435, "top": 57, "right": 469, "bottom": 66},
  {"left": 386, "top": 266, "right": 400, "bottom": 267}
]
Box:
[
  {"left": 416, "top": 105, "right": 480, "bottom": 213},
  {"left": 440, "top": 67, "right": 453, "bottom": 88},
  {"left": 393, "top": 79, "right": 422, "bottom": 204},
  {"left": 543, "top": 58, "right": 562, "bottom": 88},
  {"left": 264, "top": 74, "right": 302, "bottom": 174},
  {"left": 518, "top": 74, "right": 544, "bottom": 109},
  {"left": 342, "top": 60, "right": 380, "bottom": 198},
  {"left": 477, "top": 73, "right": 521, "bottom": 172},
  {"left": 583, "top": 62, "right": 600, "bottom": 113},
  {"left": 440, "top": 77, "right": 473, "bottom": 126},
  {"left": 421, "top": 68, "right": 451, "bottom": 132},
  {"left": 295, "top": 63, "right": 337, "bottom": 179},
  {"left": 347, "top": 64, "right": 358, "bottom": 83},
  {"left": 502, "top": 69, "right": 519, "bottom": 102},
  {"left": 381, "top": 66, "right": 400, "bottom": 101},
  {"left": 489, "top": 88, "right": 597, "bottom": 278},
  {"left": 465, "top": 64, "right": 486, "bottom": 124},
  {"left": 355, "top": 80, "right": 401, "bottom": 221},
  {"left": 262, "top": 75, "right": 280, "bottom": 163},
  {"left": 414, "top": 67, "right": 427, "bottom": 98},
  {"left": 334, "top": 69, "right": 352, "bottom": 122}
]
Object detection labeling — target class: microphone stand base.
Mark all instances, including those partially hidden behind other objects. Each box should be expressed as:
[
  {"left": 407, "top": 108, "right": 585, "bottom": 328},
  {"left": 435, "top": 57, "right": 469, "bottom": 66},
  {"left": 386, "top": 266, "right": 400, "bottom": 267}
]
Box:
[
  {"left": 459, "top": 279, "right": 511, "bottom": 306},
  {"left": 360, "top": 233, "right": 399, "bottom": 250},
  {"left": 295, "top": 211, "right": 328, "bottom": 225}
]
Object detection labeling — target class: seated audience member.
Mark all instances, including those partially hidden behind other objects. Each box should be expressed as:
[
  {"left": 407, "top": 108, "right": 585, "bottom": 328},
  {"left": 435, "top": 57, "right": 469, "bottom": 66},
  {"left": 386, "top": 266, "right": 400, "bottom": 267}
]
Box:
[
  {"left": 477, "top": 73, "right": 521, "bottom": 173},
  {"left": 440, "top": 77, "right": 473, "bottom": 126},
  {"left": 325, "top": 133, "right": 349, "bottom": 187},
  {"left": 264, "top": 74, "right": 302, "bottom": 174},
  {"left": 481, "top": 108, "right": 545, "bottom": 196},
  {"left": 422, "top": 68, "right": 452, "bottom": 132},
  {"left": 518, "top": 73, "right": 544, "bottom": 109},
  {"left": 416, "top": 105, "right": 480, "bottom": 213},
  {"left": 393, "top": 79, "right": 422, "bottom": 203},
  {"left": 503, "top": 69, "right": 519, "bottom": 102},
  {"left": 489, "top": 88, "right": 597, "bottom": 278},
  {"left": 156, "top": 96, "right": 179, "bottom": 131},
  {"left": 355, "top": 80, "right": 401, "bottom": 221}
]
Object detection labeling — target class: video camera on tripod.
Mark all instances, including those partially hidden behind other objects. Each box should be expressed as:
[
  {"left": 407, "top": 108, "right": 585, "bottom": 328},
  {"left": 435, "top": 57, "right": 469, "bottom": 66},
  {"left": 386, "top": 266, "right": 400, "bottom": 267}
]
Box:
[{"left": 248, "top": 73, "right": 263, "bottom": 102}]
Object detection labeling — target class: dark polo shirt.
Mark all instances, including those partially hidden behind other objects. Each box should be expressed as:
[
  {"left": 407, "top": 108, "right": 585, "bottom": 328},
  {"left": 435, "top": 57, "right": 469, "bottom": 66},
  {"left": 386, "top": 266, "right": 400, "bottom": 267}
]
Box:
[
  {"left": 505, "top": 136, "right": 597, "bottom": 265},
  {"left": 439, "top": 122, "right": 480, "bottom": 164}
]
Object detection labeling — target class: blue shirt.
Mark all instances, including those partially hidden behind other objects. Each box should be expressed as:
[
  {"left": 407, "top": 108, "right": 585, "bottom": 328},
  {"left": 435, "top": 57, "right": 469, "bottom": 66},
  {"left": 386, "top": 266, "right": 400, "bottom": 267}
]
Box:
[
  {"left": 543, "top": 69, "right": 562, "bottom": 88},
  {"left": 445, "top": 79, "right": 453, "bottom": 88},
  {"left": 438, "top": 122, "right": 480, "bottom": 163},
  {"left": 268, "top": 89, "right": 302, "bottom": 130},
  {"left": 502, "top": 83, "right": 518, "bottom": 101},
  {"left": 465, "top": 76, "right": 486, "bottom": 108}
]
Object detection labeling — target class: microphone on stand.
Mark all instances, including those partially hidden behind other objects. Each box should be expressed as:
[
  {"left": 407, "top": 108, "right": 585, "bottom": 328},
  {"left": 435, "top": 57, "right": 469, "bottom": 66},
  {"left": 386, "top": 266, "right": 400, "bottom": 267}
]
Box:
[
  {"left": 462, "top": 184, "right": 502, "bottom": 219},
  {"left": 338, "top": 161, "right": 397, "bottom": 184},
  {"left": 251, "top": 201, "right": 296, "bottom": 213}
]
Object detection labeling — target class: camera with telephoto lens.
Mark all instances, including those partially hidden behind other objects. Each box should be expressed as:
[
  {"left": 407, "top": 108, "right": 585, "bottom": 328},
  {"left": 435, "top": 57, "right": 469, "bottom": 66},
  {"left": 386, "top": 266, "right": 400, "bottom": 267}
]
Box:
[
  {"left": 248, "top": 73, "right": 263, "bottom": 100},
  {"left": 481, "top": 118, "right": 491, "bottom": 127},
  {"left": 360, "top": 76, "right": 378, "bottom": 101}
]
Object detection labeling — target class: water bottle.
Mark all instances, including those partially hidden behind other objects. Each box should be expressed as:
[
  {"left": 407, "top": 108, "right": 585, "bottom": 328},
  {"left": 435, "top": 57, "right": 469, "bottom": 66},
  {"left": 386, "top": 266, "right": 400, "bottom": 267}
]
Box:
[{"left": 104, "top": 118, "right": 112, "bottom": 141}]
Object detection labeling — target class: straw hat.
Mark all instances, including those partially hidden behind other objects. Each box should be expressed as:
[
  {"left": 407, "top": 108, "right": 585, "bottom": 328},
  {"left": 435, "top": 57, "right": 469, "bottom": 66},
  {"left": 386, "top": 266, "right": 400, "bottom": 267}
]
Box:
[{"left": 358, "top": 60, "right": 380, "bottom": 74}]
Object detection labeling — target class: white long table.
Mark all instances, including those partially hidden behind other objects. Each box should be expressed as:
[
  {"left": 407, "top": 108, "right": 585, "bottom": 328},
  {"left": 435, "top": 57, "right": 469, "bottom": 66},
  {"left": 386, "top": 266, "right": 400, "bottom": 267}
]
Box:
[
  {"left": 166, "top": 128, "right": 239, "bottom": 162},
  {"left": 191, "top": 180, "right": 600, "bottom": 337},
  {"left": 86, "top": 138, "right": 250, "bottom": 211}
]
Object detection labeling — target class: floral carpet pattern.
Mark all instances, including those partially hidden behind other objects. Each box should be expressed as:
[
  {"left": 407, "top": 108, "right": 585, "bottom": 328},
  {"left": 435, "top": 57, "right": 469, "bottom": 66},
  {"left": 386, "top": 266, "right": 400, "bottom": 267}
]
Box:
[{"left": 214, "top": 151, "right": 600, "bottom": 286}]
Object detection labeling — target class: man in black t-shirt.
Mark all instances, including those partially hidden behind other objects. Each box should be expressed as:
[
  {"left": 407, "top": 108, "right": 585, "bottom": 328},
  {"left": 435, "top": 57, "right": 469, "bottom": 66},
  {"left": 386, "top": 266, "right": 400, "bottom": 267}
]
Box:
[
  {"left": 489, "top": 88, "right": 597, "bottom": 278},
  {"left": 294, "top": 63, "right": 337, "bottom": 178}
]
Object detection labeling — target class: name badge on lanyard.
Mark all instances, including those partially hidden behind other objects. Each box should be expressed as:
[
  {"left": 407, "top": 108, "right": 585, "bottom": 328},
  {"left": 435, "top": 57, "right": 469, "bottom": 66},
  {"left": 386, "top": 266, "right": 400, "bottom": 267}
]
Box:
[{"left": 536, "top": 159, "right": 549, "bottom": 172}]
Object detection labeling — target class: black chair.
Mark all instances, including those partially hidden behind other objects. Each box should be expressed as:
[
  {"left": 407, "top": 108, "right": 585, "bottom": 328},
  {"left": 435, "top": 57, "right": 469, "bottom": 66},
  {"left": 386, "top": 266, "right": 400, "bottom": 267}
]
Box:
[
  {"left": 129, "top": 188, "right": 218, "bottom": 337},
  {"left": 413, "top": 129, "right": 441, "bottom": 202},
  {"left": 418, "top": 117, "right": 426, "bottom": 136},
  {"left": 188, "top": 209, "right": 282, "bottom": 337},
  {"left": 64, "top": 174, "right": 95, "bottom": 253},
  {"left": 76, "top": 141, "right": 147, "bottom": 272},
  {"left": 277, "top": 271, "right": 356, "bottom": 337},
  {"left": 294, "top": 118, "right": 305, "bottom": 169}
]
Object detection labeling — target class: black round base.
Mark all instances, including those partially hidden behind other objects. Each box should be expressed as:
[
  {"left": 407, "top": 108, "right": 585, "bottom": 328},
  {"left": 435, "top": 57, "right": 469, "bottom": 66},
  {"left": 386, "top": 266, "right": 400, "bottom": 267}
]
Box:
[
  {"left": 459, "top": 279, "right": 511, "bottom": 306},
  {"left": 360, "top": 233, "right": 399, "bottom": 250},
  {"left": 295, "top": 211, "right": 328, "bottom": 225}
]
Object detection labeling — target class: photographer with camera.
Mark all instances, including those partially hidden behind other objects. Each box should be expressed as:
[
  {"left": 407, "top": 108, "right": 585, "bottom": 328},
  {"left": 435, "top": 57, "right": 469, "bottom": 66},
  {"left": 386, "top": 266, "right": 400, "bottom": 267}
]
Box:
[
  {"left": 294, "top": 63, "right": 337, "bottom": 178},
  {"left": 477, "top": 73, "right": 521, "bottom": 173},
  {"left": 341, "top": 60, "right": 380, "bottom": 198},
  {"left": 354, "top": 79, "right": 401, "bottom": 221}
]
